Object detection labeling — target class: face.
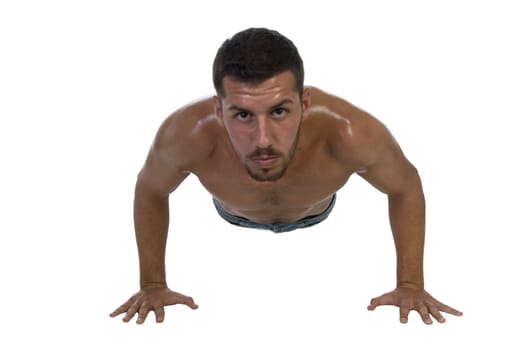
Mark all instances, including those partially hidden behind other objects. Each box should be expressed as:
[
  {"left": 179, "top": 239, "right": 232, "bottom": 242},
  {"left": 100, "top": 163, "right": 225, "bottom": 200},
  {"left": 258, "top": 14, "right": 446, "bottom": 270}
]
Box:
[{"left": 214, "top": 71, "right": 310, "bottom": 182}]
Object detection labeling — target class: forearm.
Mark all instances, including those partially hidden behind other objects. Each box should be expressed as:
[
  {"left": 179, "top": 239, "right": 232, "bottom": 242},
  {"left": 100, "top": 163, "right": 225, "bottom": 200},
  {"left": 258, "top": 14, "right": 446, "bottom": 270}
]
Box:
[
  {"left": 134, "top": 184, "right": 170, "bottom": 289},
  {"left": 388, "top": 177, "right": 426, "bottom": 289}
]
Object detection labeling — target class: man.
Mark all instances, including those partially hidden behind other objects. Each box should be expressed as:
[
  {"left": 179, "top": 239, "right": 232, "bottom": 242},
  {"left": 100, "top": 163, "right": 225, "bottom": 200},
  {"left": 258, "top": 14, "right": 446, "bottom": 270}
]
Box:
[{"left": 110, "top": 28, "right": 462, "bottom": 325}]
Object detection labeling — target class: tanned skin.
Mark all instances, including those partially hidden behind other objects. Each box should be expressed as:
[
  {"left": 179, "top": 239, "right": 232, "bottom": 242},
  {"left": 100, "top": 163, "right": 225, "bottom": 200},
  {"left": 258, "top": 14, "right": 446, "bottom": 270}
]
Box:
[{"left": 110, "top": 71, "right": 462, "bottom": 325}]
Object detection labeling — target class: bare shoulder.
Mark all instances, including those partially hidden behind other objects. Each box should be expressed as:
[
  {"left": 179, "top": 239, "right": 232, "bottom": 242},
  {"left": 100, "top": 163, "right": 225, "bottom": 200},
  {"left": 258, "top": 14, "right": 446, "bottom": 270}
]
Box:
[
  {"left": 152, "top": 97, "right": 218, "bottom": 171},
  {"left": 308, "top": 87, "right": 397, "bottom": 168},
  {"left": 137, "top": 97, "right": 219, "bottom": 195}
]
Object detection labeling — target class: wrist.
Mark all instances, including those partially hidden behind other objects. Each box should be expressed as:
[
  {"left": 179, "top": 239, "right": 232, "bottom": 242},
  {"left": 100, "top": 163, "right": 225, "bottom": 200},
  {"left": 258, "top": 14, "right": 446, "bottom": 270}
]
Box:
[
  {"left": 397, "top": 280, "right": 424, "bottom": 290},
  {"left": 140, "top": 281, "right": 168, "bottom": 289}
]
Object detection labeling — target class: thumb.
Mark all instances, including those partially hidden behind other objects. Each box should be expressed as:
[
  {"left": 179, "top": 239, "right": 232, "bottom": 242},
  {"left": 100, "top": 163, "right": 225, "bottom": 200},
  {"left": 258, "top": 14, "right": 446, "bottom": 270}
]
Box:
[
  {"left": 184, "top": 296, "right": 199, "bottom": 309},
  {"left": 367, "top": 292, "right": 395, "bottom": 310},
  {"left": 178, "top": 294, "right": 199, "bottom": 309},
  {"left": 367, "top": 297, "right": 380, "bottom": 311},
  {"left": 166, "top": 292, "right": 199, "bottom": 309}
]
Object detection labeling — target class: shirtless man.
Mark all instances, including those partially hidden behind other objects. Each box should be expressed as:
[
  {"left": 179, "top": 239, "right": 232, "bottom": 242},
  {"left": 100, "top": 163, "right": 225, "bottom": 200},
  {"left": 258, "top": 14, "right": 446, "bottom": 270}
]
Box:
[{"left": 110, "top": 28, "right": 462, "bottom": 325}]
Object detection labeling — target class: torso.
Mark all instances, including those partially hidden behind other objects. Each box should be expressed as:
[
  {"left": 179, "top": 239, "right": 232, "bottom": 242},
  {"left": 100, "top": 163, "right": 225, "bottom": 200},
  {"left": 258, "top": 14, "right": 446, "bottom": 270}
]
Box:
[{"left": 182, "top": 88, "right": 365, "bottom": 224}]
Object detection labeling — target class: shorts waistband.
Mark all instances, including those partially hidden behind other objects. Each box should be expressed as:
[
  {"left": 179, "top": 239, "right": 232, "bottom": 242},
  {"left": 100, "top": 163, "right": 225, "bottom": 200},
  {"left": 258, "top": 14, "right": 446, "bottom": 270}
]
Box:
[{"left": 212, "top": 194, "right": 336, "bottom": 233}]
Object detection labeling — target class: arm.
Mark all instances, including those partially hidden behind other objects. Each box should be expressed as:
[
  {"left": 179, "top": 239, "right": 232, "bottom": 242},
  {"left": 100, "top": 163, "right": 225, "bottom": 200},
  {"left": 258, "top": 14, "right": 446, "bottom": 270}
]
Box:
[
  {"left": 360, "top": 121, "right": 462, "bottom": 324},
  {"left": 360, "top": 145, "right": 426, "bottom": 292},
  {"left": 134, "top": 146, "right": 188, "bottom": 291},
  {"left": 110, "top": 156, "right": 198, "bottom": 324},
  {"left": 329, "top": 102, "right": 462, "bottom": 324},
  {"left": 110, "top": 101, "right": 214, "bottom": 324},
  {"left": 388, "top": 173, "right": 426, "bottom": 290}
]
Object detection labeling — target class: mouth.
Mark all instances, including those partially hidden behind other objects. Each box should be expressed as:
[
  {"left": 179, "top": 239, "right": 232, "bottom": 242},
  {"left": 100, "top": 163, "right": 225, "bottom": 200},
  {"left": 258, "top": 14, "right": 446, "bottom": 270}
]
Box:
[{"left": 250, "top": 156, "right": 279, "bottom": 168}]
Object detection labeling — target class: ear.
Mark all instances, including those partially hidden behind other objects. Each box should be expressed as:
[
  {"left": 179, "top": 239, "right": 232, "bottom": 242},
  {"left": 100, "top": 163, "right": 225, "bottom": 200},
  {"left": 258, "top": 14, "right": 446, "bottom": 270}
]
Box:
[
  {"left": 301, "top": 87, "right": 311, "bottom": 116},
  {"left": 213, "top": 96, "right": 224, "bottom": 126}
]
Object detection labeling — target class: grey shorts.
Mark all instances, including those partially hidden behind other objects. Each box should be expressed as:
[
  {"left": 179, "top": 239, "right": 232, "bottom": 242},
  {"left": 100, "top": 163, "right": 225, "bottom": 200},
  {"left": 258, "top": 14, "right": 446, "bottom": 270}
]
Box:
[{"left": 212, "top": 194, "right": 336, "bottom": 233}]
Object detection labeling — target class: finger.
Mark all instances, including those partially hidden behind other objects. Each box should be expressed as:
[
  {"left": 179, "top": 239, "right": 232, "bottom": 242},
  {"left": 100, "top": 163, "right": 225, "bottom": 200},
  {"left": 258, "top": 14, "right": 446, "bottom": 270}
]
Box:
[
  {"left": 110, "top": 307, "right": 126, "bottom": 318},
  {"left": 399, "top": 306, "right": 410, "bottom": 324},
  {"left": 417, "top": 304, "right": 433, "bottom": 325},
  {"left": 154, "top": 306, "right": 165, "bottom": 323},
  {"left": 110, "top": 302, "right": 131, "bottom": 317},
  {"left": 429, "top": 305, "right": 446, "bottom": 323},
  {"left": 122, "top": 302, "right": 140, "bottom": 323},
  {"left": 437, "top": 302, "right": 463, "bottom": 317},
  {"left": 136, "top": 305, "right": 151, "bottom": 325}
]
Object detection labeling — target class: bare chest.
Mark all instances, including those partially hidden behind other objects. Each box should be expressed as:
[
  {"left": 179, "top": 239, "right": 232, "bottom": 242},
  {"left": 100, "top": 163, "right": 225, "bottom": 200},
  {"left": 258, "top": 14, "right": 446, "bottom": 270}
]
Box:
[{"left": 192, "top": 146, "right": 352, "bottom": 223}]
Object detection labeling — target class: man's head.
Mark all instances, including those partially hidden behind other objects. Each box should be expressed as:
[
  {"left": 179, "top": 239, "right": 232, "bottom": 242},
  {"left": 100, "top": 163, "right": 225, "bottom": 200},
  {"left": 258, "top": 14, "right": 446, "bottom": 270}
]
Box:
[
  {"left": 212, "top": 28, "right": 310, "bottom": 182},
  {"left": 213, "top": 27, "right": 304, "bottom": 98}
]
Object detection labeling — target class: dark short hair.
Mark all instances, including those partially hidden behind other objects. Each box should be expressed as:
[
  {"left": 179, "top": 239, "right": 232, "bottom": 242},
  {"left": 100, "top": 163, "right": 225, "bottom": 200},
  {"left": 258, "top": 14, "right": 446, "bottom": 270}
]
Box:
[{"left": 213, "top": 28, "right": 304, "bottom": 97}]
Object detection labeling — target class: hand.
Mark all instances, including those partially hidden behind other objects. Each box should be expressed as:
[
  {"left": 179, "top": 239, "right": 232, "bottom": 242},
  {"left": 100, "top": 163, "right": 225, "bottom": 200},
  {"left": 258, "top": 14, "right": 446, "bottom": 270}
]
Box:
[
  {"left": 367, "top": 287, "right": 462, "bottom": 324},
  {"left": 110, "top": 287, "right": 198, "bottom": 324}
]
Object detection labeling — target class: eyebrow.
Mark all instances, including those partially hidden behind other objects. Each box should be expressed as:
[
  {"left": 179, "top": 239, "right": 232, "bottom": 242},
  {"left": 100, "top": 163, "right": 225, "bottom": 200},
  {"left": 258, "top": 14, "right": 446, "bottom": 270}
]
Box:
[{"left": 227, "top": 98, "right": 295, "bottom": 113}]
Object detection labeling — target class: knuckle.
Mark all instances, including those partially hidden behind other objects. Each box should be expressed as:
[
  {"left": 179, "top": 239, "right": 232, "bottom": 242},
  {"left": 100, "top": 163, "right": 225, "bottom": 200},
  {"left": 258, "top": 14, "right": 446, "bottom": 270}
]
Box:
[
  {"left": 152, "top": 302, "right": 164, "bottom": 310},
  {"left": 139, "top": 302, "right": 152, "bottom": 310}
]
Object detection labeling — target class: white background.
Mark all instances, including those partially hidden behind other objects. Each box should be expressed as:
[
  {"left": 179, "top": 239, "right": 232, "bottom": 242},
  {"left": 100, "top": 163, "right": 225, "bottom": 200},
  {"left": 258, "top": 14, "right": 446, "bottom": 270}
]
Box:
[{"left": 1, "top": 0, "right": 525, "bottom": 348}]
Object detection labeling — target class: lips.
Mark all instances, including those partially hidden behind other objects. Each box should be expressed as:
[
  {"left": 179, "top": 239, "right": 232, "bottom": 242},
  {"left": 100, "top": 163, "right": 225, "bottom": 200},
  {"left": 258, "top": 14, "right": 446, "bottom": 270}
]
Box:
[{"left": 251, "top": 156, "right": 279, "bottom": 168}]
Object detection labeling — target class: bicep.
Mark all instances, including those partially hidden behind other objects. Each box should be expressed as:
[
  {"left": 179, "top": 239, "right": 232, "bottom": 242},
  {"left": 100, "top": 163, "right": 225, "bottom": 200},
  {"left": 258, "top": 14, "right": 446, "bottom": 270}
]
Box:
[
  {"left": 135, "top": 113, "right": 194, "bottom": 197},
  {"left": 359, "top": 147, "right": 419, "bottom": 195},
  {"left": 328, "top": 97, "right": 420, "bottom": 195},
  {"left": 355, "top": 120, "right": 419, "bottom": 195},
  {"left": 135, "top": 100, "right": 216, "bottom": 196},
  {"left": 136, "top": 146, "right": 190, "bottom": 197}
]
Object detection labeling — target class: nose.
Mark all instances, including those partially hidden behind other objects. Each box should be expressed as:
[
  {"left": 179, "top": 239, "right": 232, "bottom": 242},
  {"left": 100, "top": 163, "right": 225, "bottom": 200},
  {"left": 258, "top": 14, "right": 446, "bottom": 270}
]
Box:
[{"left": 255, "top": 116, "right": 272, "bottom": 148}]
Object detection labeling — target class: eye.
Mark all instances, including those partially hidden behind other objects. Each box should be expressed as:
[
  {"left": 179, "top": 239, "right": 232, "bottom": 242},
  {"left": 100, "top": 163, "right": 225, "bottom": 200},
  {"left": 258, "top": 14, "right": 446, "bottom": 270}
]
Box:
[
  {"left": 235, "top": 111, "right": 251, "bottom": 122},
  {"left": 273, "top": 108, "right": 288, "bottom": 118}
]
